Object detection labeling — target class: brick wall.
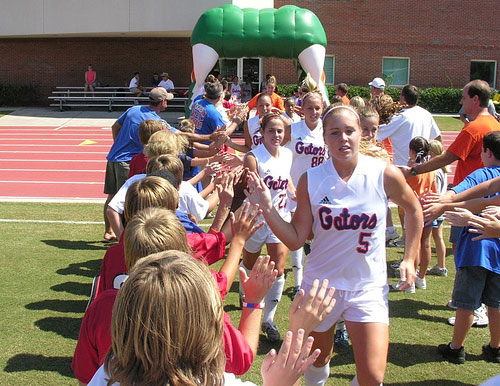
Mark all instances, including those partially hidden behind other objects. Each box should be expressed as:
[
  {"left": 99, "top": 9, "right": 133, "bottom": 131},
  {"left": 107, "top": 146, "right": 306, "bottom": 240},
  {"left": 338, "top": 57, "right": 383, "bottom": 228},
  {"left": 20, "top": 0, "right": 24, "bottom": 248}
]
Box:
[
  {"left": 0, "top": 37, "right": 193, "bottom": 104},
  {"left": 0, "top": 1, "right": 498, "bottom": 105},
  {"left": 272, "top": 0, "right": 500, "bottom": 90}
]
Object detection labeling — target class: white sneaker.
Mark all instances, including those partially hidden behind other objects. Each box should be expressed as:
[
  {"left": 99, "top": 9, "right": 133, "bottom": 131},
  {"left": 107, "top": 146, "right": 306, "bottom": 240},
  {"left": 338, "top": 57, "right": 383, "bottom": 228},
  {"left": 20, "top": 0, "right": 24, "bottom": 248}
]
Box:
[
  {"left": 392, "top": 281, "right": 415, "bottom": 293},
  {"left": 447, "top": 304, "right": 489, "bottom": 327},
  {"left": 415, "top": 276, "right": 427, "bottom": 290},
  {"left": 427, "top": 264, "right": 448, "bottom": 277},
  {"left": 386, "top": 227, "right": 400, "bottom": 242}
]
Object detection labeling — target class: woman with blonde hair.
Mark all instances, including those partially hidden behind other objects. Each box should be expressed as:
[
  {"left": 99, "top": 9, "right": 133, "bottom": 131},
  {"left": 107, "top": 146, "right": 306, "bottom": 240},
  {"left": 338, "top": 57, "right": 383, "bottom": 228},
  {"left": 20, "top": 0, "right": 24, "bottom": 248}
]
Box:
[
  {"left": 246, "top": 75, "right": 285, "bottom": 112},
  {"left": 89, "top": 251, "right": 325, "bottom": 386}
]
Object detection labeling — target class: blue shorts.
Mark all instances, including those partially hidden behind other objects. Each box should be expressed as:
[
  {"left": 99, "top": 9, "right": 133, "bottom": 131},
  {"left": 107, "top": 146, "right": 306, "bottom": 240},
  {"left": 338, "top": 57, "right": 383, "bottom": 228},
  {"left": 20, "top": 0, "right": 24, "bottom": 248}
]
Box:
[{"left": 451, "top": 266, "right": 500, "bottom": 310}]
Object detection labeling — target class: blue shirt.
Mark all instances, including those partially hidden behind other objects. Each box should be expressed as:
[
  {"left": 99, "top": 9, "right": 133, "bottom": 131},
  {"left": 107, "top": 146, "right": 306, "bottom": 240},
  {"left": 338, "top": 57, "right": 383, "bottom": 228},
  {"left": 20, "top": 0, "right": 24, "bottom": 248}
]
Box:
[
  {"left": 190, "top": 99, "right": 224, "bottom": 137},
  {"left": 176, "top": 210, "right": 203, "bottom": 234},
  {"left": 454, "top": 166, "right": 500, "bottom": 274},
  {"left": 107, "top": 106, "right": 161, "bottom": 163}
]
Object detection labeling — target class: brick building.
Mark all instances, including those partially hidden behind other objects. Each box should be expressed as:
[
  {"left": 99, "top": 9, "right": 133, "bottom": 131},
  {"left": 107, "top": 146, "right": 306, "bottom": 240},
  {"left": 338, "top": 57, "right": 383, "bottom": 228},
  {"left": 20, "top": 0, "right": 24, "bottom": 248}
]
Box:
[{"left": 0, "top": 0, "right": 498, "bottom": 104}]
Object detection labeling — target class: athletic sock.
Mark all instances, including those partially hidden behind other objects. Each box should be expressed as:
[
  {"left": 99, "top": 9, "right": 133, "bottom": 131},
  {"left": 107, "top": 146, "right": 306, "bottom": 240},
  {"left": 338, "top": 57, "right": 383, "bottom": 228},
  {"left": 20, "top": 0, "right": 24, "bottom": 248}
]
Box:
[
  {"left": 350, "top": 375, "right": 382, "bottom": 386},
  {"left": 263, "top": 274, "right": 285, "bottom": 324},
  {"left": 290, "top": 248, "right": 304, "bottom": 287},
  {"left": 304, "top": 363, "right": 330, "bottom": 386},
  {"left": 238, "top": 260, "right": 252, "bottom": 300}
]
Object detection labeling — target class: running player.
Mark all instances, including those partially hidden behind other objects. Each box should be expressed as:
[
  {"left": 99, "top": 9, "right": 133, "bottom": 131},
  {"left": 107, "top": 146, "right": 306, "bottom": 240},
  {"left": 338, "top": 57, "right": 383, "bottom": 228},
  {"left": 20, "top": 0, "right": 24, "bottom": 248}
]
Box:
[
  {"left": 239, "top": 112, "right": 293, "bottom": 342},
  {"left": 245, "top": 105, "right": 423, "bottom": 386},
  {"left": 283, "top": 86, "right": 326, "bottom": 298}
]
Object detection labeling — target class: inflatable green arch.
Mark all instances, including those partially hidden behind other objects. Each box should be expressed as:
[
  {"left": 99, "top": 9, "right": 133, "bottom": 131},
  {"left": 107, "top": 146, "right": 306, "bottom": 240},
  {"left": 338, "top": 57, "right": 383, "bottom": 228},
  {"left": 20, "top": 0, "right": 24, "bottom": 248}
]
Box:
[{"left": 190, "top": 4, "right": 329, "bottom": 108}]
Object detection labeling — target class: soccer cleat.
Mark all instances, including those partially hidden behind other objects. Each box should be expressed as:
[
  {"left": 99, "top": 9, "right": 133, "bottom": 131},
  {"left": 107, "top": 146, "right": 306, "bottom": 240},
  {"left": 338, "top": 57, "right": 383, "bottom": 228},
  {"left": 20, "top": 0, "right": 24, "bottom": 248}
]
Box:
[
  {"left": 438, "top": 343, "right": 465, "bottom": 364},
  {"left": 482, "top": 343, "right": 500, "bottom": 363},
  {"left": 415, "top": 276, "right": 427, "bottom": 290},
  {"left": 427, "top": 265, "right": 448, "bottom": 277},
  {"left": 390, "top": 259, "right": 402, "bottom": 269},
  {"left": 386, "top": 227, "right": 400, "bottom": 242},
  {"left": 387, "top": 238, "right": 405, "bottom": 248},
  {"left": 334, "top": 328, "right": 350, "bottom": 348},
  {"left": 262, "top": 321, "right": 281, "bottom": 342},
  {"left": 447, "top": 304, "right": 488, "bottom": 327}
]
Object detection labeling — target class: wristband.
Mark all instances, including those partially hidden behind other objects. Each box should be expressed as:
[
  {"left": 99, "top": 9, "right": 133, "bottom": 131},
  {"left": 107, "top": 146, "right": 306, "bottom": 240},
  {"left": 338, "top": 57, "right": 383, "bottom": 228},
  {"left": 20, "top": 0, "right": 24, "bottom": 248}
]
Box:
[
  {"left": 209, "top": 226, "right": 219, "bottom": 234},
  {"left": 242, "top": 301, "right": 264, "bottom": 309}
]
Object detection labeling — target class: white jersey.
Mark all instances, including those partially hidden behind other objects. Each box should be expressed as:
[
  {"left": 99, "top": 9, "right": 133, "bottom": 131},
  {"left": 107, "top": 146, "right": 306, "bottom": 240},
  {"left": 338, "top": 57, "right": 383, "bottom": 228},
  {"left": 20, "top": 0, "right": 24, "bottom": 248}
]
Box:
[
  {"left": 250, "top": 143, "right": 292, "bottom": 217},
  {"left": 285, "top": 119, "right": 327, "bottom": 186},
  {"left": 304, "top": 155, "right": 388, "bottom": 291},
  {"left": 282, "top": 112, "right": 301, "bottom": 124},
  {"left": 247, "top": 115, "right": 263, "bottom": 149}
]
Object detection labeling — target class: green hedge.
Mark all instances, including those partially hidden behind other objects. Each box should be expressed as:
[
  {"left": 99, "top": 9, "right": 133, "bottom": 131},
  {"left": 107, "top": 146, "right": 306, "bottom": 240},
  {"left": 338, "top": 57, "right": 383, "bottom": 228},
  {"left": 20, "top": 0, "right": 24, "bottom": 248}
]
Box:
[
  {"left": 277, "top": 84, "right": 499, "bottom": 114},
  {"left": 0, "top": 83, "right": 41, "bottom": 106}
]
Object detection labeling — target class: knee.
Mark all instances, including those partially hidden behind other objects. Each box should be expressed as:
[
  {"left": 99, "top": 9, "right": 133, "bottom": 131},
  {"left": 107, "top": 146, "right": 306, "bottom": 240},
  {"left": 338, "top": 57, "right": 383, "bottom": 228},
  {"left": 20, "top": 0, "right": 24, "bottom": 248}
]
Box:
[{"left": 276, "top": 267, "right": 285, "bottom": 276}]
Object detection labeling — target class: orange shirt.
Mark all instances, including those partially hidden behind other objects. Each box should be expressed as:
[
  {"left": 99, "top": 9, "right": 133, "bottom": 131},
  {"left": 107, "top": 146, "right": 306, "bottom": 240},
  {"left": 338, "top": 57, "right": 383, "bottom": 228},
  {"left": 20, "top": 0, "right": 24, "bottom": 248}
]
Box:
[
  {"left": 341, "top": 95, "right": 350, "bottom": 105},
  {"left": 407, "top": 171, "right": 436, "bottom": 197},
  {"left": 447, "top": 114, "right": 500, "bottom": 185},
  {"left": 246, "top": 92, "right": 285, "bottom": 112},
  {"left": 382, "top": 138, "right": 393, "bottom": 163}
]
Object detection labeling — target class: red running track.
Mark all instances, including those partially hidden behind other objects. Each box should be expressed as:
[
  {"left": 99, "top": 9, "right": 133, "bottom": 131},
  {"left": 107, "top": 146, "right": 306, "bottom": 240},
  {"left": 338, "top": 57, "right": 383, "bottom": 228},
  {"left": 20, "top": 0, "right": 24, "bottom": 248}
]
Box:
[{"left": 0, "top": 126, "right": 460, "bottom": 201}]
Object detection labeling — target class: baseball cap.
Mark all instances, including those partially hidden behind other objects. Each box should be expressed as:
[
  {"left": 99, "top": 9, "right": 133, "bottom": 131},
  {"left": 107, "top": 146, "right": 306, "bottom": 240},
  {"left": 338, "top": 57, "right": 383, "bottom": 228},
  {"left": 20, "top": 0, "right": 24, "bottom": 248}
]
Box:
[
  {"left": 149, "top": 87, "right": 174, "bottom": 102},
  {"left": 368, "top": 77, "right": 386, "bottom": 90}
]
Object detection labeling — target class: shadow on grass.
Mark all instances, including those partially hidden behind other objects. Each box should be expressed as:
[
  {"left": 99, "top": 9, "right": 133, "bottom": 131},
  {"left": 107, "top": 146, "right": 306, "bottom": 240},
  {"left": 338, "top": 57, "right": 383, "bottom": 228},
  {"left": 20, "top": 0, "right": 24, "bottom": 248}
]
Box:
[
  {"left": 51, "top": 281, "right": 91, "bottom": 297},
  {"left": 35, "top": 316, "right": 82, "bottom": 340},
  {"left": 56, "top": 258, "right": 102, "bottom": 278},
  {"left": 389, "top": 298, "right": 450, "bottom": 323},
  {"left": 4, "top": 354, "right": 73, "bottom": 377},
  {"left": 42, "top": 239, "right": 110, "bottom": 251},
  {"left": 25, "top": 299, "right": 87, "bottom": 313}
]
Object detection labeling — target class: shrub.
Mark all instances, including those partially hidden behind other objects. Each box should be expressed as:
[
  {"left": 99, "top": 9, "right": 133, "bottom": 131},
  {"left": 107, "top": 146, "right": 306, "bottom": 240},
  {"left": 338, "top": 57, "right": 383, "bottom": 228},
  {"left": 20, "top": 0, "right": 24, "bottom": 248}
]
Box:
[
  {"left": 0, "top": 83, "right": 41, "bottom": 106},
  {"left": 276, "top": 84, "right": 499, "bottom": 114}
]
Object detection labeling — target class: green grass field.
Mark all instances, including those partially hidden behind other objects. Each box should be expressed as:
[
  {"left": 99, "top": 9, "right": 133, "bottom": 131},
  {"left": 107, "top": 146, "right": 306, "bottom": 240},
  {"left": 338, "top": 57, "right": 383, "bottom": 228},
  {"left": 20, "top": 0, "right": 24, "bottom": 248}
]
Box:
[
  {"left": 0, "top": 202, "right": 497, "bottom": 385},
  {"left": 434, "top": 116, "right": 463, "bottom": 132}
]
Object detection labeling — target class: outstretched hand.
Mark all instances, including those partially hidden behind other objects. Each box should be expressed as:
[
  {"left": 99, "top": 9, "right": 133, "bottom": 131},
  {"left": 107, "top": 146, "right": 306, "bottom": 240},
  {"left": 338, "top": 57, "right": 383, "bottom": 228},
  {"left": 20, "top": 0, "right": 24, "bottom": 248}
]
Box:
[
  {"left": 244, "top": 171, "right": 273, "bottom": 212},
  {"left": 240, "top": 255, "right": 278, "bottom": 304},
  {"left": 230, "top": 202, "right": 264, "bottom": 243},
  {"left": 289, "top": 279, "right": 336, "bottom": 336},
  {"left": 443, "top": 207, "right": 474, "bottom": 227},
  {"left": 261, "top": 329, "right": 321, "bottom": 386},
  {"left": 468, "top": 212, "right": 500, "bottom": 240}
]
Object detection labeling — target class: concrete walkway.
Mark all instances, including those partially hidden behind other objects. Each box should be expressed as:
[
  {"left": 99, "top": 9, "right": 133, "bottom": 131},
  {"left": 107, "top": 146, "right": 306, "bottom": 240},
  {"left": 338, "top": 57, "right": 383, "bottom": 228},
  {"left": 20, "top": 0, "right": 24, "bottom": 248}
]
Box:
[{"left": 0, "top": 107, "right": 186, "bottom": 127}]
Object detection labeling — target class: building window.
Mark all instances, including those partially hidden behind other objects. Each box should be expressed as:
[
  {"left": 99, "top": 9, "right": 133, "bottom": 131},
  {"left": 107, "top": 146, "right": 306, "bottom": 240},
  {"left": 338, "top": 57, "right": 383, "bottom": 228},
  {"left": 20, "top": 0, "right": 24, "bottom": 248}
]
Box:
[
  {"left": 323, "top": 55, "right": 335, "bottom": 85},
  {"left": 470, "top": 60, "right": 497, "bottom": 88},
  {"left": 382, "top": 57, "right": 410, "bottom": 87}
]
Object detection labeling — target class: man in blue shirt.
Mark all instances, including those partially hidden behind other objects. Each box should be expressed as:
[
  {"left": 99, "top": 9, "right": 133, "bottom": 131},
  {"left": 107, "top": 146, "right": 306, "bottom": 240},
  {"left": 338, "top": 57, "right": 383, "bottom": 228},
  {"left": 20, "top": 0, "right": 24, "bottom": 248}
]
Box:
[{"left": 103, "top": 87, "right": 172, "bottom": 241}]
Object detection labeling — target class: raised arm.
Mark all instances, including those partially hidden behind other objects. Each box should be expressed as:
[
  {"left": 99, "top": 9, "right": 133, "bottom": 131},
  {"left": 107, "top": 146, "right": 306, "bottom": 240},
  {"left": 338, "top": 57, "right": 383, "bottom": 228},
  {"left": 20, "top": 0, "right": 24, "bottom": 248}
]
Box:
[
  {"left": 245, "top": 171, "right": 313, "bottom": 250},
  {"left": 384, "top": 164, "right": 423, "bottom": 288}
]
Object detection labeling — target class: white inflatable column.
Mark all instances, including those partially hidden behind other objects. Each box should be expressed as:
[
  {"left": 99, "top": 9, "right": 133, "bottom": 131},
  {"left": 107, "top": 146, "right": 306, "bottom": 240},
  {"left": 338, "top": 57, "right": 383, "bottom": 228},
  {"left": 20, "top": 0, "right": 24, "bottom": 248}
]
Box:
[
  {"left": 298, "top": 44, "right": 329, "bottom": 105},
  {"left": 191, "top": 43, "right": 220, "bottom": 108}
]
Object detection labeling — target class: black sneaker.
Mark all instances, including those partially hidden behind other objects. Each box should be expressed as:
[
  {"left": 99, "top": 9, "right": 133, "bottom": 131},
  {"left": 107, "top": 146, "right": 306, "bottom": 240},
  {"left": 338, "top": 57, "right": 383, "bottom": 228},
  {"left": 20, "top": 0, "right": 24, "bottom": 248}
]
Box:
[
  {"left": 438, "top": 343, "right": 465, "bottom": 364},
  {"left": 482, "top": 343, "right": 500, "bottom": 363}
]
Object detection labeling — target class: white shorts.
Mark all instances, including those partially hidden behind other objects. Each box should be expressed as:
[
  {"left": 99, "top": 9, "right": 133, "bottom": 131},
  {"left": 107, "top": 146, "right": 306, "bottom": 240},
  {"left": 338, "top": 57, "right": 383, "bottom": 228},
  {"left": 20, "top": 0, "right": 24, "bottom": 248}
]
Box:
[
  {"left": 244, "top": 222, "right": 283, "bottom": 253},
  {"left": 301, "top": 283, "right": 389, "bottom": 332}
]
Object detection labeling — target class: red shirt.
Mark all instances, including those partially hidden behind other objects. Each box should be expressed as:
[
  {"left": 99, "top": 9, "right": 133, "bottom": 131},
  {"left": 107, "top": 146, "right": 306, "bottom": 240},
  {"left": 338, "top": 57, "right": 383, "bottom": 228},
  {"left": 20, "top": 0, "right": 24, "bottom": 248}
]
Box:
[
  {"left": 448, "top": 115, "right": 500, "bottom": 185},
  {"left": 72, "top": 289, "right": 117, "bottom": 383},
  {"left": 97, "top": 232, "right": 226, "bottom": 296},
  {"left": 127, "top": 152, "right": 148, "bottom": 178}
]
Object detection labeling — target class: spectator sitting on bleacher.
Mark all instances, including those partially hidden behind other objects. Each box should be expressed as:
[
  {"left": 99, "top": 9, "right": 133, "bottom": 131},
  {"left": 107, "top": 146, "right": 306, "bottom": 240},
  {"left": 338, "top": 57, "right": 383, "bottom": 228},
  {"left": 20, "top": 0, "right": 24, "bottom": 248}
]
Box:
[
  {"left": 84, "top": 64, "right": 96, "bottom": 94},
  {"left": 151, "top": 72, "right": 160, "bottom": 86},
  {"left": 103, "top": 87, "right": 173, "bottom": 242},
  {"left": 158, "top": 72, "right": 175, "bottom": 91},
  {"left": 129, "top": 72, "right": 145, "bottom": 96}
]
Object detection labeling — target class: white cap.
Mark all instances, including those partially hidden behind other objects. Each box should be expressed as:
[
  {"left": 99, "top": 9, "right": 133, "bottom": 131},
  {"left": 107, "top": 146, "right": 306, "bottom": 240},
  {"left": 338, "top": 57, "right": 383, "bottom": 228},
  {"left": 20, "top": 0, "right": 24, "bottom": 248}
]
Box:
[{"left": 368, "top": 77, "right": 386, "bottom": 90}]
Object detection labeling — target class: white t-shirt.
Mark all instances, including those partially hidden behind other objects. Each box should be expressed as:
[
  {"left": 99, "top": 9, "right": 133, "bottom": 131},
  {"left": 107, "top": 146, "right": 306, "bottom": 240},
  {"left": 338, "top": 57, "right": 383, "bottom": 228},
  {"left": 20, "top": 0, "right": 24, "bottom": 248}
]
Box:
[
  {"left": 304, "top": 155, "right": 388, "bottom": 291},
  {"left": 129, "top": 77, "right": 139, "bottom": 89},
  {"left": 108, "top": 174, "right": 145, "bottom": 214},
  {"left": 178, "top": 181, "right": 209, "bottom": 221},
  {"left": 230, "top": 83, "right": 242, "bottom": 101},
  {"left": 89, "top": 365, "right": 256, "bottom": 386},
  {"left": 159, "top": 79, "right": 175, "bottom": 90},
  {"left": 108, "top": 175, "right": 208, "bottom": 221},
  {"left": 377, "top": 106, "right": 441, "bottom": 166}
]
